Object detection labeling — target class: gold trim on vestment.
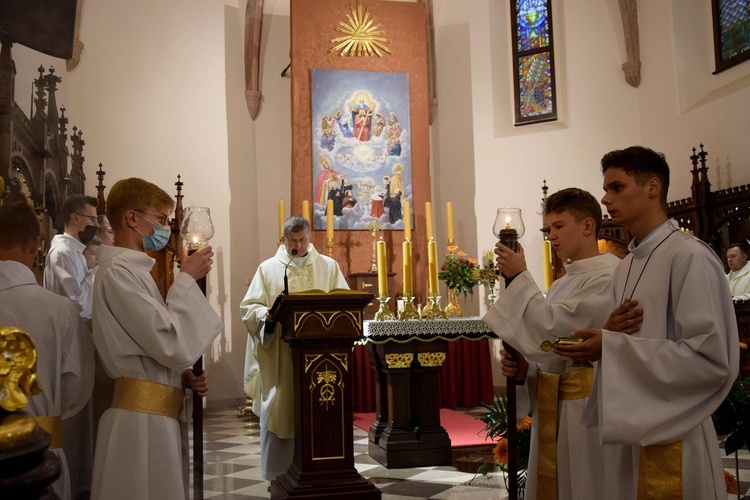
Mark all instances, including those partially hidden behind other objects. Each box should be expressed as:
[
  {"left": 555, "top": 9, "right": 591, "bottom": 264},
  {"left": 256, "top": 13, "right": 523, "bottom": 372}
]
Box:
[
  {"left": 36, "top": 416, "right": 63, "bottom": 449},
  {"left": 638, "top": 441, "right": 682, "bottom": 500},
  {"left": 111, "top": 377, "right": 183, "bottom": 420},
  {"left": 536, "top": 368, "right": 594, "bottom": 500}
]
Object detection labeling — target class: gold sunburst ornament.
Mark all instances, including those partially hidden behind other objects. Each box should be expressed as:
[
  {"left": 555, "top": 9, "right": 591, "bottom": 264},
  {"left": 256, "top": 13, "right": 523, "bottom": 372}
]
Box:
[{"left": 329, "top": 0, "right": 392, "bottom": 57}]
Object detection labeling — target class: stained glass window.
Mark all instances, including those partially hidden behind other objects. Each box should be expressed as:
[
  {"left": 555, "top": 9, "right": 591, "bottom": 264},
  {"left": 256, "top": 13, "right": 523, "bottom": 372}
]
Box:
[
  {"left": 712, "top": 0, "right": 750, "bottom": 73},
  {"left": 511, "top": 0, "right": 557, "bottom": 125}
]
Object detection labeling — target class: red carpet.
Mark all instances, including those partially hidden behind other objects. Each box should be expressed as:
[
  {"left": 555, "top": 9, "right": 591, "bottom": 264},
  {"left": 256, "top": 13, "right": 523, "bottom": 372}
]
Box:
[{"left": 353, "top": 409, "right": 492, "bottom": 448}]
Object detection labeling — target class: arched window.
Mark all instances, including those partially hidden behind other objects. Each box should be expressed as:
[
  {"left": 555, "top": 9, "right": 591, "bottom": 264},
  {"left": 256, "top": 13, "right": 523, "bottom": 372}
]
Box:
[{"left": 511, "top": 0, "right": 557, "bottom": 125}]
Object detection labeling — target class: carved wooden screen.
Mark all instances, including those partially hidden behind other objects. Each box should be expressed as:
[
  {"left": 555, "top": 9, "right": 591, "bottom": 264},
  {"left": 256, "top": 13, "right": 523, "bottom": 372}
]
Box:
[{"left": 510, "top": 0, "right": 558, "bottom": 125}]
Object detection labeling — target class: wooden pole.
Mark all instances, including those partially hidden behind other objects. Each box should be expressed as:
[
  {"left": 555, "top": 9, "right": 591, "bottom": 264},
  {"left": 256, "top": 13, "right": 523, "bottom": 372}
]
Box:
[
  {"left": 193, "top": 275, "right": 207, "bottom": 500},
  {"left": 499, "top": 233, "right": 519, "bottom": 500}
]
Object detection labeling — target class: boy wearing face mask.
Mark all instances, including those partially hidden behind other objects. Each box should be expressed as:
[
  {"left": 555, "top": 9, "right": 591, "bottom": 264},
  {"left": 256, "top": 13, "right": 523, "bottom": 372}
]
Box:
[
  {"left": 90, "top": 178, "right": 223, "bottom": 500},
  {"left": 44, "top": 194, "right": 100, "bottom": 321}
]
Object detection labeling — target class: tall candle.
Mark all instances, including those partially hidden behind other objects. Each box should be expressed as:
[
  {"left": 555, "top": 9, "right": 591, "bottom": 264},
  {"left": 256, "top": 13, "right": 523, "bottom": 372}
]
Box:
[
  {"left": 302, "top": 200, "right": 310, "bottom": 224},
  {"left": 326, "top": 200, "right": 334, "bottom": 240},
  {"left": 278, "top": 200, "right": 285, "bottom": 241},
  {"left": 425, "top": 202, "right": 434, "bottom": 240},
  {"left": 428, "top": 239, "right": 439, "bottom": 295},
  {"left": 543, "top": 239, "right": 553, "bottom": 292},
  {"left": 402, "top": 239, "right": 413, "bottom": 295},
  {"left": 377, "top": 239, "right": 388, "bottom": 296},
  {"left": 446, "top": 202, "right": 454, "bottom": 242},
  {"left": 403, "top": 201, "right": 411, "bottom": 240}
]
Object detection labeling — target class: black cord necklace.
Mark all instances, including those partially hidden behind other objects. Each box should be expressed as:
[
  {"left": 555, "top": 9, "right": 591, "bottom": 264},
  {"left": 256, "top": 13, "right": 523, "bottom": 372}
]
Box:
[{"left": 619, "top": 229, "right": 679, "bottom": 303}]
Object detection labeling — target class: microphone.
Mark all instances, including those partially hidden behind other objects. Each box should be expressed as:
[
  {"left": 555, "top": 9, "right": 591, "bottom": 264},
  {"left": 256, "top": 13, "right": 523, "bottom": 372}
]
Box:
[
  {"left": 283, "top": 248, "right": 298, "bottom": 295},
  {"left": 265, "top": 248, "right": 297, "bottom": 335}
]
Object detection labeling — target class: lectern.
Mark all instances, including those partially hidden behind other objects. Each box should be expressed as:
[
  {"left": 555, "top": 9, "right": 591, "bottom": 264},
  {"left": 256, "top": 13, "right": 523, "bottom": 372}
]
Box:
[{"left": 269, "top": 290, "right": 381, "bottom": 500}]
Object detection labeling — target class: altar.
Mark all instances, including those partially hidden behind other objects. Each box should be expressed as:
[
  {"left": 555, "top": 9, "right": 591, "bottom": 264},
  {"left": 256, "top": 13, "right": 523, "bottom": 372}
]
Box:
[{"left": 360, "top": 318, "right": 496, "bottom": 468}]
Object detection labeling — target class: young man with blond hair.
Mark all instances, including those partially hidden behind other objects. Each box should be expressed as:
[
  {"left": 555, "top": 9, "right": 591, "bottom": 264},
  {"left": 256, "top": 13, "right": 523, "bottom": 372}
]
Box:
[
  {"left": 484, "top": 188, "right": 636, "bottom": 500},
  {"left": 91, "top": 177, "right": 223, "bottom": 500}
]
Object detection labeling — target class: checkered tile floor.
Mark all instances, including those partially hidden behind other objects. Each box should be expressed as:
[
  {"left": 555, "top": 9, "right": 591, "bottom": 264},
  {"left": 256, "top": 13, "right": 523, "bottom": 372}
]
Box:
[{"left": 189, "top": 408, "right": 747, "bottom": 499}]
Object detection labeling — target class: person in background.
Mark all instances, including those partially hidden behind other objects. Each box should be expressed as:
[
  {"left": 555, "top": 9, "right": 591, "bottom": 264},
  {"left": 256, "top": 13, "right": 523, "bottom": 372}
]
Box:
[
  {"left": 83, "top": 236, "right": 102, "bottom": 271},
  {"left": 0, "top": 202, "right": 94, "bottom": 500},
  {"left": 96, "top": 214, "right": 115, "bottom": 246},
  {"left": 726, "top": 241, "right": 750, "bottom": 301}
]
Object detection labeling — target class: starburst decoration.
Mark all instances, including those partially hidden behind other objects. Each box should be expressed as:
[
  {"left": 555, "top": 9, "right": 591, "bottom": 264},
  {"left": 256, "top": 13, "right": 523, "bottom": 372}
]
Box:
[{"left": 329, "top": 0, "right": 392, "bottom": 57}]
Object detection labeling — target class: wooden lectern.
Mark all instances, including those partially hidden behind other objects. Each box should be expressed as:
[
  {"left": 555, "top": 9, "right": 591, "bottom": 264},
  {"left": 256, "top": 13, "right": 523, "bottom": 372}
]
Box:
[{"left": 268, "top": 290, "right": 381, "bottom": 500}]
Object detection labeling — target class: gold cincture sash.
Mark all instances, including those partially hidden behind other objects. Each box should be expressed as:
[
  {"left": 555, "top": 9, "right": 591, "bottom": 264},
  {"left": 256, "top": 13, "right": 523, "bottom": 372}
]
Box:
[
  {"left": 36, "top": 416, "right": 63, "bottom": 449},
  {"left": 638, "top": 441, "right": 682, "bottom": 500},
  {"left": 112, "top": 377, "right": 183, "bottom": 420},
  {"left": 536, "top": 368, "right": 594, "bottom": 500}
]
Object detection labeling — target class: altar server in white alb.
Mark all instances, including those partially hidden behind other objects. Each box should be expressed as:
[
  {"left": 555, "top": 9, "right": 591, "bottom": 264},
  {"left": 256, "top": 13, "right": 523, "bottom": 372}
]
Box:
[
  {"left": 0, "top": 202, "right": 94, "bottom": 500},
  {"left": 91, "top": 178, "right": 223, "bottom": 500},
  {"left": 483, "top": 188, "right": 639, "bottom": 500},
  {"left": 726, "top": 241, "right": 750, "bottom": 301},
  {"left": 240, "top": 216, "right": 348, "bottom": 480},
  {"left": 44, "top": 194, "right": 100, "bottom": 320},
  {"left": 557, "top": 146, "right": 739, "bottom": 500}
]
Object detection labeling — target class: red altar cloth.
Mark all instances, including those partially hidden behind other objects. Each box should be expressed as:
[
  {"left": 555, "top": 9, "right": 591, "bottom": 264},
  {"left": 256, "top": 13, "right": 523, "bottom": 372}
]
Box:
[{"left": 351, "top": 339, "right": 494, "bottom": 412}]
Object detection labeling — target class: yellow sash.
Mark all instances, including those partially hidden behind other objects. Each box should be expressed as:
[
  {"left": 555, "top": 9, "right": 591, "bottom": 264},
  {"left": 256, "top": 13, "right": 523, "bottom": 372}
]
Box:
[
  {"left": 638, "top": 441, "right": 682, "bottom": 499},
  {"left": 111, "top": 377, "right": 184, "bottom": 420},
  {"left": 36, "top": 416, "right": 63, "bottom": 449},
  {"left": 536, "top": 368, "right": 594, "bottom": 500}
]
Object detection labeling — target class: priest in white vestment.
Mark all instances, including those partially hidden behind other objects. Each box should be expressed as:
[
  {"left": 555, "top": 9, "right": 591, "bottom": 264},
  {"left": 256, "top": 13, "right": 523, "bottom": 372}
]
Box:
[
  {"left": 240, "top": 216, "right": 348, "bottom": 481},
  {"left": 726, "top": 242, "right": 750, "bottom": 301},
  {"left": 0, "top": 202, "right": 95, "bottom": 500},
  {"left": 559, "top": 147, "right": 739, "bottom": 500},
  {"left": 483, "top": 188, "right": 631, "bottom": 500},
  {"left": 91, "top": 178, "right": 223, "bottom": 500}
]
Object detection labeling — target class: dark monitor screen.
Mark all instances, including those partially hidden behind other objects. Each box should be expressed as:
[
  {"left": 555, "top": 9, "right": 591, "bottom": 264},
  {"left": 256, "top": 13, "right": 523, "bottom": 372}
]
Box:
[{"left": 0, "top": 0, "right": 77, "bottom": 59}]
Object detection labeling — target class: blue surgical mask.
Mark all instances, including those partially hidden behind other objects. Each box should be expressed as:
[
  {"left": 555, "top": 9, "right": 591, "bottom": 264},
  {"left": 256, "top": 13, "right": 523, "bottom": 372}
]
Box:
[{"left": 134, "top": 213, "right": 171, "bottom": 252}]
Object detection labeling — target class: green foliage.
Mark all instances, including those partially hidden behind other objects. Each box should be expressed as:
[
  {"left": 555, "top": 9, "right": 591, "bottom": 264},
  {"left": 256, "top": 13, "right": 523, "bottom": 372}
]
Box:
[{"left": 712, "top": 374, "right": 750, "bottom": 455}]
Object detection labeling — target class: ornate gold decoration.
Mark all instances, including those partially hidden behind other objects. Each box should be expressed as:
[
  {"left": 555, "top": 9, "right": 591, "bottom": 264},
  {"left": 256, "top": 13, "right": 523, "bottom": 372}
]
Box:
[
  {"left": 0, "top": 413, "right": 39, "bottom": 451},
  {"left": 364, "top": 218, "right": 382, "bottom": 273},
  {"left": 444, "top": 288, "right": 462, "bottom": 318},
  {"left": 399, "top": 294, "right": 420, "bottom": 320},
  {"left": 374, "top": 295, "right": 396, "bottom": 321},
  {"left": 417, "top": 352, "right": 446, "bottom": 367},
  {"left": 385, "top": 353, "right": 413, "bottom": 369},
  {"left": 332, "top": 353, "right": 349, "bottom": 372},
  {"left": 0, "top": 327, "right": 41, "bottom": 412},
  {"left": 294, "top": 310, "right": 362, "bottom": 333},
  {"left": 314, "top": 364, "right": 340, "bottom": 409},
  {"left": 329, "top": 0, "right": 392, "bottom": 58},
  {"left": 305, "top": 354, "right": 324, "bottom": 373}
]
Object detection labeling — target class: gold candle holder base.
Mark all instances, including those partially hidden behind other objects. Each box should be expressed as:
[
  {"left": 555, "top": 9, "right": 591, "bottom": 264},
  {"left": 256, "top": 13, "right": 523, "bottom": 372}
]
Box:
[
  {"left": 424, "top": 294, "right": 447, "bottom": 320},
  {"left": 374, "top": 295, "right": 396, "bottom": 321},
  {"left": 326, "top": 237, "right": 334, "bottom": 258},
  {"left": 447, "top": 239, "right": 458, "bottom": 257},
  {"left": 237, "top": 397, "right": 254, "bottom": 418},
  {"left": 399, "top": 295, "right": 420, "bottom": 320}
]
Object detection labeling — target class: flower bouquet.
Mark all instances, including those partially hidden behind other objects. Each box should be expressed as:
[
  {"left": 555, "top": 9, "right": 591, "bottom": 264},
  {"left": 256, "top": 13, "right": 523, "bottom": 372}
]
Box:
[
  {"left": 476, "top": 393, "right": 533, "bottom": 497},
  {"left": 438, "top": 250, "right": 479, "bottom": 297}
]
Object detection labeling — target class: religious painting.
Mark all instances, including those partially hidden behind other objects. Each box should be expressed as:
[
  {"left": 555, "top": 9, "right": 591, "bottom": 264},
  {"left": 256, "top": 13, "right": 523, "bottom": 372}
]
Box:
[
  {"left": 510, "top": 0, "right": 557, "bottom": 125},
  {"left": 311, "top": 68, "right": 412, "bottom": 231},
  {"left": 711, "top": 0, "right": 750, "bottom": 74}
]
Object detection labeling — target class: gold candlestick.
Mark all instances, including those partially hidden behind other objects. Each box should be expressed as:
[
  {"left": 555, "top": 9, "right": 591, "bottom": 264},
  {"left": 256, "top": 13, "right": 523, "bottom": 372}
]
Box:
[
  {"left": 326, "top": 237, "right": 334, "bottom": 258},
  {"left": 399, "top": 294, "right": 419, "bottom": 320},
  {"left": 446, "top": 238, "right": 458, "bottom": 257},
  {"left": 364, "top": 218, "right": 382, "bottom": 273},
  {"left": 424, "top": 294, "right": 447, "bottom": 320},
  {"left": 374, "top": 295, "right": 396, "bottom": 321}
]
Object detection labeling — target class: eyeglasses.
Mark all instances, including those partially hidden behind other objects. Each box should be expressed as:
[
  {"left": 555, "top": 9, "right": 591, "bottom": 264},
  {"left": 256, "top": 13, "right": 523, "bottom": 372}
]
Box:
[
  {"left": 75, "top": 213, "right": 99, "bottom": 224},
  {"left": 135, "top": 210, "right": 170, "bottom": 226}
]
